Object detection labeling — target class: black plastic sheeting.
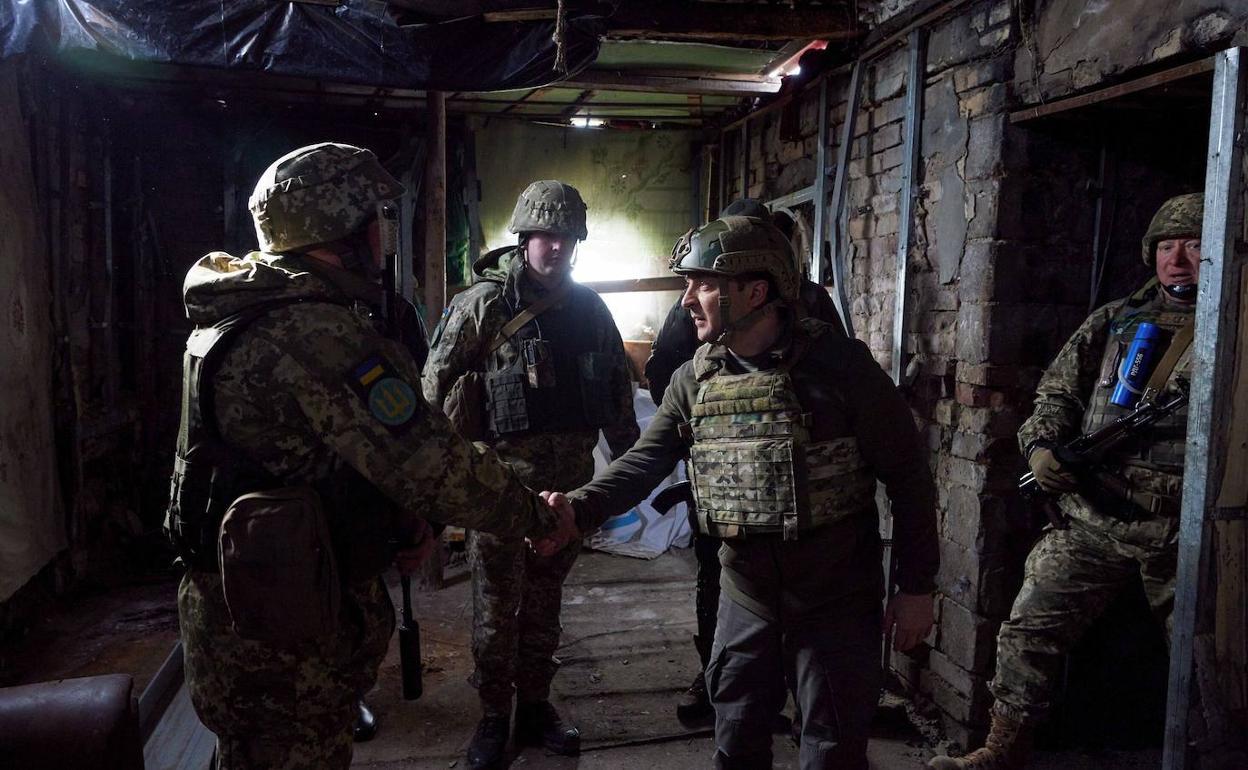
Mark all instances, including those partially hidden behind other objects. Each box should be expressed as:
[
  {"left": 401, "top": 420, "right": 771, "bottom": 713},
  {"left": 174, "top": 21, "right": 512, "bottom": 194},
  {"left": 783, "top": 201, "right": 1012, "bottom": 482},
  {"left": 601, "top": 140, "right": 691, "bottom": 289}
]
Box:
[{"left": 0, "top": 0, "right": 603, "bottom": 92}]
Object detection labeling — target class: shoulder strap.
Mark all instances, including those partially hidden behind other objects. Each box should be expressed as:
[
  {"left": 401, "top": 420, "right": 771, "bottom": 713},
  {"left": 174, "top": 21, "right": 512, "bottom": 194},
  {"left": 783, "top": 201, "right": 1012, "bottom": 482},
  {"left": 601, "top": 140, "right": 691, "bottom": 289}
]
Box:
[
  {"left": 487, "top": 279, "right": 574, "bottom": 353},
  {"left": 1142, "top": 318, "right": 1195, "bottom": 403}
]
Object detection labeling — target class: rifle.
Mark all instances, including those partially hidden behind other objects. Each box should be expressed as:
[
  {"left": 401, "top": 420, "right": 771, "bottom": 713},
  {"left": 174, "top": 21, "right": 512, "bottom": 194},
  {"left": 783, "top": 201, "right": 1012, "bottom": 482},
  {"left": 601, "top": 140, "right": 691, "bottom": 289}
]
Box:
[
  {"left": 1018, "top": 388, "right": 1188, "bottom": 525},
  {"left": 378, "top": 202, "right": 425, "bottom": 701}
]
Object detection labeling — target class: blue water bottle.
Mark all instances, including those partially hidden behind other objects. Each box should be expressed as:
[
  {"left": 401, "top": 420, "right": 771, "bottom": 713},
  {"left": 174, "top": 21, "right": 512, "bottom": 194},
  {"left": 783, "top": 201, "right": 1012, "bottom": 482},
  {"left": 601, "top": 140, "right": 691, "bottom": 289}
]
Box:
[{"left": 1110, "top": 321, "right": 1163, "bottom": 408}]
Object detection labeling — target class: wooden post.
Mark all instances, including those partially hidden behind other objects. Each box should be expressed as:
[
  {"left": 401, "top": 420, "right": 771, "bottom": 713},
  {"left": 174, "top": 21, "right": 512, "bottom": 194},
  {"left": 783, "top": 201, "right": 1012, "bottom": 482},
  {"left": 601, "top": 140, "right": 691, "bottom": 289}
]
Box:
[
  {"left": 422, "top": 91, "right": 447, "bottom": 332},
  {"left": 419, "top": 91, "right": 447, "bottom": 590}
]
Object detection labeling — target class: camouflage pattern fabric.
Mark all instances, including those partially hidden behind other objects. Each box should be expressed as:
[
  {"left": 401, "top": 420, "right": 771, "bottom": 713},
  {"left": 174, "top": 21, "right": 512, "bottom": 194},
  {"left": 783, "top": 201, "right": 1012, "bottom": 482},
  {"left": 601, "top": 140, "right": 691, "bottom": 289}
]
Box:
[
  {"left": 422, "top": 245, "right": 637, "bottom": 715},
  {"left": 248, "top": 143, "right": 404, "bottom": 253},
  {"left": 669, "top": 216, "right": 800, "bottom": 305},
  {"left": 1002, "top": 281, "right": 1193, "bottom": 721},
  {"left": 1140, "top": 193, "right": 1203, "bottom": 265},
  {"left": 508, "top": 180, "right": 589, "bottom": 240},
  {"left": 174, "top": 250, "right": 558, "bottom": 767},
  {"left": 179, "top": 572, "right": 391, "bottom": 770},
  {"left": 989, "top": 515, "right": 1179, "bottom": 721}
]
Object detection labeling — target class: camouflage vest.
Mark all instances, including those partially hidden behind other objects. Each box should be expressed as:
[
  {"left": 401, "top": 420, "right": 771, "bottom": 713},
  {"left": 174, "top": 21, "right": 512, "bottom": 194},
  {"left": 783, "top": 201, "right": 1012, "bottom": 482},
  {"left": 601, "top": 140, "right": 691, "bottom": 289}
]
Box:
[
  {"left": 166, "top": 299, "right": 396, "bottom": 579},
  {"left": 1082, "top": 283, "right": 1194, "bottom": 473},
  {"left": 684, "top": 331, "right": 875, "bottom": 540}
]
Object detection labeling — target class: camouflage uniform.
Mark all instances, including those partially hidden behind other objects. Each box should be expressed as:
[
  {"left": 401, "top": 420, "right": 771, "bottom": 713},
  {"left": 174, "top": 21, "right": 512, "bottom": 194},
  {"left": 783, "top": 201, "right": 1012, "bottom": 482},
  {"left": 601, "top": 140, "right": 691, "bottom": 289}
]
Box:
[
  {"left": 570, "top": 216, "right": 937, "bottom": 770},
  {"left": 992, "top": 194, "right": 1201, "bottom": 725},
  {"left": 422, "top": 238, "right": 638, "bottom": 718},
  {"left": 169, "top": 145, "right": 558, "bottom": 770}
]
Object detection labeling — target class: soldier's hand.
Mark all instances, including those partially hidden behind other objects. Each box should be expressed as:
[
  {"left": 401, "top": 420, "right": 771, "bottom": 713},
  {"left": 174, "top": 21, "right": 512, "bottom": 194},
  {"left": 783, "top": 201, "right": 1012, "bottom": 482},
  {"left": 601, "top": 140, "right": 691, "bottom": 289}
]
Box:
[
  {"left": 394, "top": 519, "right": 436, "bottom": 575},
  {"left": 530, "top": 491, "right": 579, "bottom": 557},
  {"left": 883, "top": 592, "right": 934, "bottom": 652},
  {"left": 1029, "top": 446, "right": 1078, "bottom": 493}
]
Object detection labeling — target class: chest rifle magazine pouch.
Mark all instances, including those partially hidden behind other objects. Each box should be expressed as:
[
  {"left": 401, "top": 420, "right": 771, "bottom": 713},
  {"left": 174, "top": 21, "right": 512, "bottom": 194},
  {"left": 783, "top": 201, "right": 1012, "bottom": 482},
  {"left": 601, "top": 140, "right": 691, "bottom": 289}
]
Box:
[
  {"left": 218, "top": 486, "right": 341, "bottom": 644},
  {"left": 487, "top": 370, "right": 531, "bottom": 435}
]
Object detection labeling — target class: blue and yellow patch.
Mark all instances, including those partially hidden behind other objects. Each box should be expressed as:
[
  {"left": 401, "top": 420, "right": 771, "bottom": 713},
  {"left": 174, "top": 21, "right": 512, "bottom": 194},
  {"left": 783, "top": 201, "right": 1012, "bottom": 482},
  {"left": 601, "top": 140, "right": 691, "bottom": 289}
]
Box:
[{"left": 349, "top": 354, "right": 419, "bottom": 433}]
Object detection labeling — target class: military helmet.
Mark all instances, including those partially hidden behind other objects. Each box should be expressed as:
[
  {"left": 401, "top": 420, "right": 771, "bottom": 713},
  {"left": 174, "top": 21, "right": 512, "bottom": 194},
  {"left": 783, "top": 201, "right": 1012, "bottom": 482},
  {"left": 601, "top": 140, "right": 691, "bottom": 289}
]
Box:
[
  {"left": 1141, "top": 193, "right": 1203, "bottom": 265},
  {"left": 508, "top": 180, "right": 588, "bottom": 241},
  {"left": 669, "top": 215, "right": 800, "bottom": 304},
  {"left": 722, "top": 197, "right": 770, "bottom": 220},
  {"left": 249, "top": 142, "right": 404, "bottom": 253}
]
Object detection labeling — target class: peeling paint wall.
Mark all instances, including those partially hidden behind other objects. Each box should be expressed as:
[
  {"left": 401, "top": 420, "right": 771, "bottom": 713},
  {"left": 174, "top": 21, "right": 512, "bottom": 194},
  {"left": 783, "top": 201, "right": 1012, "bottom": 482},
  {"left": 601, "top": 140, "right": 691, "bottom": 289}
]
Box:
[
  {"left": 0, "top": 61, "right": 66, "bottom": 602},
  {"left": 1015, "top": 0, "right": 1247, "bottom": 103}
]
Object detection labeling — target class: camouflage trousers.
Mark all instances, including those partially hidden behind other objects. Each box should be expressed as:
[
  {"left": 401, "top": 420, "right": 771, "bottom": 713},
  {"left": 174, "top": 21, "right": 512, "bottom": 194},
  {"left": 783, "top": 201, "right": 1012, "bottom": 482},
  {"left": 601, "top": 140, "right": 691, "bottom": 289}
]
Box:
[
  {"left": 989, "top": 513, "right": 1180, "bottom": 722},
  {"left": 468, "top": 530, "right": 581, "bottom": 716},
  {"left": 178, "top": 570, "right": 394, "bottom": 770}
]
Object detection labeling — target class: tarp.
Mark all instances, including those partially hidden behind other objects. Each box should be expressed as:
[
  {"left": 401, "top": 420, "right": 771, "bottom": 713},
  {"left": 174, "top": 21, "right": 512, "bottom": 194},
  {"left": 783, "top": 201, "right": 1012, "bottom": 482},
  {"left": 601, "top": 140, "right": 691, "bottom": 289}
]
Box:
[
  {"left": 0, "top": 0, "right": 602, "bottom": 92},
  {"left": 585, "top": 390, "right": 692, "bottom": 560}
]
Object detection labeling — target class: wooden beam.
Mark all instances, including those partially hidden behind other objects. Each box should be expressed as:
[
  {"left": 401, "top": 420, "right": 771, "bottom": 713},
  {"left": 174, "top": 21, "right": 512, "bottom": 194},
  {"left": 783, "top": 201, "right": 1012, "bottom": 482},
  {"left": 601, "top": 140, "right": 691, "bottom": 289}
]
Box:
[
  {"left": 559, "top": 89, "right": 597, "bottom": 119},
  {"left": 423, "top": 92, "right": 448, "bottom": 334},
  {"left": 605, "top": 1, "right": 858, "bottom": 42},
  {"left": 1010, "top": 57, "right": 1215, "bottom": 124},
  {"left": 581, "top": 276, "right": 686, "bottom": 294},
  {"left": 562, "top": 70, "right": 779, "bottom": 96}
]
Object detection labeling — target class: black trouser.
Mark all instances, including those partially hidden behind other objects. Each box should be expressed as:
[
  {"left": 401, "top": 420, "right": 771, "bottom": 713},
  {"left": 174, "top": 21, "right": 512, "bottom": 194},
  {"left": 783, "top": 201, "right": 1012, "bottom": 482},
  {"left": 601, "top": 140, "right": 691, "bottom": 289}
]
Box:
[{"left": 693, "top": 529, "right": 723, "bottom": 666}]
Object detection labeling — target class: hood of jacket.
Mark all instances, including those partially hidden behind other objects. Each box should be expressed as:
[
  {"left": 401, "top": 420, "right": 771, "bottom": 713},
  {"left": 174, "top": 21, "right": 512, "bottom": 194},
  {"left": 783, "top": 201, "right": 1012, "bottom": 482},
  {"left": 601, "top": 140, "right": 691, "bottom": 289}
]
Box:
[{"left": 182, "top": 251, "right": 342, "bottom": 325}]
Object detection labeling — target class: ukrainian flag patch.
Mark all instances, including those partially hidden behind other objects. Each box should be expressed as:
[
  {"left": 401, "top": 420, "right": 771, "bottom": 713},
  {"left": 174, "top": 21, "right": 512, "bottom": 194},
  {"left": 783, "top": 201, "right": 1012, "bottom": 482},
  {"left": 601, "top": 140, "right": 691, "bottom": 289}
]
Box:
[{"left": 349, "top": 354, "right": 419, "bottom": 433}]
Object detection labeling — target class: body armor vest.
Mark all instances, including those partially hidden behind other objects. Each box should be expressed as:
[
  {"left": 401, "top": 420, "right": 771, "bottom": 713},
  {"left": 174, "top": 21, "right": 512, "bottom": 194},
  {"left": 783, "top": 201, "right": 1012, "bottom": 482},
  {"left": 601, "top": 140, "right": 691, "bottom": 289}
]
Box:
[
  {"left": 1081, "top": 286, "right": 1193, "bottom": 474},
  {"left": 165, "top": 299, "right": 395, "bottom": 578},
  {"left": 485, "top": 285, "right": 616, "bottom": 437},
  {"left": 685, "top": 333, "right": 876, "bottom": 540}
]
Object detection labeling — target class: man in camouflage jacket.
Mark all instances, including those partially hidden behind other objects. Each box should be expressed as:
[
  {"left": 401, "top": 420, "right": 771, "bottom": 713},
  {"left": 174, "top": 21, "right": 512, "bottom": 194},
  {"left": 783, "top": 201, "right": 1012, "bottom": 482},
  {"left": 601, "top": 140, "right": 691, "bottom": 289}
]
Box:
[
  {"left": 167, "top": 144, "right": 575, "bottom": 770},
  {"left": 930, "top": 193, "right": 1203, "bottom": 770},
  {"left": 421, "top": 180, "right": 638, "bottom": 769},
  {"left": 543, "top": 215, "right": 937, "bottom": 770}
]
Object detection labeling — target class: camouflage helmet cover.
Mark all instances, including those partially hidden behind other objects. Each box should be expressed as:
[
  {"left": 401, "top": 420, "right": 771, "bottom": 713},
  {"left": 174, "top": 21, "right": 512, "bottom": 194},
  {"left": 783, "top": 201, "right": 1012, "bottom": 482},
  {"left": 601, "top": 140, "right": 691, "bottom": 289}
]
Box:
[
  {"left": 508, "top": 180, "right": 589, "bottom": 240},
  {"left": 249, "top": 142, "right": 404, "bottom": 253},
  {"left": 668, "top": 215, "right": 800, "bottom": 303},
  {"left": 1141, "top": 193, "right": 1203, "bottom": 265}
]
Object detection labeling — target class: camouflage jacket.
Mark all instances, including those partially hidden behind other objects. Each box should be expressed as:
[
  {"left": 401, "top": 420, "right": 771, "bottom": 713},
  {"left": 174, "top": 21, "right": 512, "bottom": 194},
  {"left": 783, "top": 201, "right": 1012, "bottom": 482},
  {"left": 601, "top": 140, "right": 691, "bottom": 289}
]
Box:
[
  {"left": 569, "top": 318, "right": 938, "bottom": 597},
  {"left": 421, "top": 248, "right": 639, "bottom": 492},
  {"left": 179, "top": 251, "right": 557, "bottom": 539},
  {"left": 1018, "top": 279, "right": 1194, "bottom": 521}
]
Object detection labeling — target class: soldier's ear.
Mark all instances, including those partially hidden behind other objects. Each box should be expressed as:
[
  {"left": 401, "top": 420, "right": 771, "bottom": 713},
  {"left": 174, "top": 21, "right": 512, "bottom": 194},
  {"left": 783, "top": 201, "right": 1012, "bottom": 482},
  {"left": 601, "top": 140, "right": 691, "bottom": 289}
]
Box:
[{"left": 747, "top": 278, "right": 770, "bottom": 310}]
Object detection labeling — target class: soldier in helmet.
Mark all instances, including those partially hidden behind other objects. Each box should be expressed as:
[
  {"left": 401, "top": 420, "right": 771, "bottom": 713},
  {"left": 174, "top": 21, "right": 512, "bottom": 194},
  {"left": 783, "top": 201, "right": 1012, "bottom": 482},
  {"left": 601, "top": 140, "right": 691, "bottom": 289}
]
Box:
[
  {"left": 929, "top": 193, "right": 1203, "bottom": 770},
  {"left": 167, "top": 144, "right": 577, "bottom": 770},
  {"left": 538, "top": 215, "right": 938, "bottom": 769},
  {"left": 421, "top": 180, "right": 639, "bottom": 769},
  {"left": 643, "top": 198, "right": 846, "bottom": 726}
]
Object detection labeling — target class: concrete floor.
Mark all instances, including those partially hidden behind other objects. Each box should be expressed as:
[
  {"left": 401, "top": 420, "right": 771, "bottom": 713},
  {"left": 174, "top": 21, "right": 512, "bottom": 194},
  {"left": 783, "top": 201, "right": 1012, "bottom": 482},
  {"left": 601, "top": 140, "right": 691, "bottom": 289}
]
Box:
[{"left": 0, "top": 546, "right": 1160, "bottom": 769}]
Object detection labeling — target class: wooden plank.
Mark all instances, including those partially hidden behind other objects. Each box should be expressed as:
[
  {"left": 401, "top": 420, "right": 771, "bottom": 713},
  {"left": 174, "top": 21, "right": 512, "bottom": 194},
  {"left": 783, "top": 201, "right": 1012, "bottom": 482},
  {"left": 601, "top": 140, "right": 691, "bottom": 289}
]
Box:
[
  {"left": 559, "top": 71, "right": 780, "bottom": 96},
  {"left": 420, "top": 91, "right": 448, "bottom": 591},
  {"left": 604, "top": 1, "right": 858, "bottom": 42},
  {"left": 1010, "top": 58, "right": 1215, "bottom": 124},
  {"left": 581, "top": 276, "right": 686, "bottom": 294},
  {"left": 143, "top": 682, "right": 215, "bottom": 770}
]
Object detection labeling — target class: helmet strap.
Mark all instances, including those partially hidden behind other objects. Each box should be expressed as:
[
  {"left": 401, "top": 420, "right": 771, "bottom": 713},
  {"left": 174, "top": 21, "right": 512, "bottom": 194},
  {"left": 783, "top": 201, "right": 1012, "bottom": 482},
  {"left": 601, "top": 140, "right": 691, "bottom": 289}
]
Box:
[{"left": 329, "top": 229, "right": 381, "bottom": 282}]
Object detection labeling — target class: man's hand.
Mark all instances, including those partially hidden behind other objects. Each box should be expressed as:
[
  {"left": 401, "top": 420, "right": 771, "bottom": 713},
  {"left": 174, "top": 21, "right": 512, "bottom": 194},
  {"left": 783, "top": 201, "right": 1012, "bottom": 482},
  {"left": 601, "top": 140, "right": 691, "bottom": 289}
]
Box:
[
  {"left": 1029, "top": 446, "right": 1078, "bottom": 493},
  {"left": 394, "top": 519, "right": 436, "bottom": 576},
  {"left": 530, "top": 491, "right": 580, "bottom": 557},
  {"left": 883, "top": 592, "right": 934, "bottom": 652}
]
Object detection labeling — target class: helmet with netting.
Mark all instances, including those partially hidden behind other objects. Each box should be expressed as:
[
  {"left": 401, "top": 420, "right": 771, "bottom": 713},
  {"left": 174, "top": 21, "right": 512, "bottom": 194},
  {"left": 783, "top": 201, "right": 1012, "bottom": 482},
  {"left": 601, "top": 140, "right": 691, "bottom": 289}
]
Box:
[
  {"left": 669, "top": 215, "right": 799, "bottom": 304},
  {"left": 508, "top": 180, "right": 588, "bottom": 241},
  {"left": 1141, "top": 193, "right": 1203, "bottom": 265},
  {"left": 249, "top": 142, "right": 404, "bottom": 253}
]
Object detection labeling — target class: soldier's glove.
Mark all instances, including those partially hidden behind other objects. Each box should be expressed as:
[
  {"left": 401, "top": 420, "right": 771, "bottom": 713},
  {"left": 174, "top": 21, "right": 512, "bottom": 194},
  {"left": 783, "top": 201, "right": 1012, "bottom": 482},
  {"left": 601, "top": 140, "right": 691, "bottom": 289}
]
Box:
[{"left": 1028, "top": 446, "right": 1079, "bottom": 493}]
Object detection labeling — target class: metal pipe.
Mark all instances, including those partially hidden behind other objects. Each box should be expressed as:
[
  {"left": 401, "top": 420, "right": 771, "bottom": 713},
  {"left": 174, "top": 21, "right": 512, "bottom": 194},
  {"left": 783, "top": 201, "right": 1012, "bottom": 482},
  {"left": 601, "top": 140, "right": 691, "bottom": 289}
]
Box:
[
  {"left": 811, "top": 78, "right": 829, "bottom": 285},
  {"left": 892, "top": 28, "right": 926, "bottom": 384},
  {"left": 828, "top": 60, "right": 864, "bottom": 338},
  {"left": 1162, "top": 45, "right": 1248, "bottom": 770}
]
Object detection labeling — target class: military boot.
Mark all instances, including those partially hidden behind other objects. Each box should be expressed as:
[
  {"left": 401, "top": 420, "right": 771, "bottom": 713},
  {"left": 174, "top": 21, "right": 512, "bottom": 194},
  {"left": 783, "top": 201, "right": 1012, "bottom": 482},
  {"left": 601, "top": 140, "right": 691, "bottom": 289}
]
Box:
[
  {"left": 927, "top": 710, "right": 1033, "bottom": 770},
  {"left": 514, "top": 700, "right": 581, "bottom": 756},
  {"left": 677, "top": 633, "right": 716, "bottom": 726},
  {"left": 353, "top": 699, "right": 378, "bottom": 743},
  {"left": 466, "top": 715, "right": 510, "bottom": 770}
]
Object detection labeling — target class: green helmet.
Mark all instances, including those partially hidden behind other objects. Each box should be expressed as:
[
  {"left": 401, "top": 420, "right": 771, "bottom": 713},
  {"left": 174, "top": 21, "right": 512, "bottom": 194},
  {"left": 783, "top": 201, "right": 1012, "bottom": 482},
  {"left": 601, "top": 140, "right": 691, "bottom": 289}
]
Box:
[
  {"left": 249, "top": 142, "right": 404, "bottom": 253},
  {"left": 1141, "top": 193, "right": 1203, "bottom": 265},
  {"left": 508, "top": 180, "right": 588, "bottom": 240},
  {"left": 669, "top": 215, "right": 800, "bottom": 304}
]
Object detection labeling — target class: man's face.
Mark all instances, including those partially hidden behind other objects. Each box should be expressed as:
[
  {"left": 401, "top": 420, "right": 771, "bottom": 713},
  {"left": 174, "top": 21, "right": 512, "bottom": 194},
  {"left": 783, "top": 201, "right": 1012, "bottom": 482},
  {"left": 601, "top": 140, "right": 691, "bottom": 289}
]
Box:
[
  {"left": 1155, "top": 236, "right": 1201, "bottom": 290},
  {"left": 524, "top": 231, "right": 577, "bottom": 282},
  {"left": 680, "top": 273, "right": 766, "bottom": 343}
]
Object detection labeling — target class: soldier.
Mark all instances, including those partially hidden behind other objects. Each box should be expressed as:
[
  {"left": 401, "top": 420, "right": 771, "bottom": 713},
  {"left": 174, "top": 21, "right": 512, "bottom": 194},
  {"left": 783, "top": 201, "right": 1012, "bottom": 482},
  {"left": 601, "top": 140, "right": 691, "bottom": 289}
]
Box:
[
  {"left": 421, "top": 180, "right": 639, "bottom": 769},
  {"left": 541, "top": 215, "right": 938, "bottom": 769},
  {"left": 166, "top": 143, "right": 577, "bottom": 770},
  {"left": 643, "top": 198, "right": 846, "bottom": 726},
  {"left": 928, "top": 193, "right": 1203, "bottom": 770}
]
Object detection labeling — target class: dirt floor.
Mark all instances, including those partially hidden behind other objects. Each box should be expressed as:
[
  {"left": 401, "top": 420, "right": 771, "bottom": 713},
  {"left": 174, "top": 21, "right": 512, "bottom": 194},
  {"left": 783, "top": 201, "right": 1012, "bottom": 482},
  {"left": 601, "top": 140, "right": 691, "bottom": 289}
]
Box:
[{"left": 1, "top": 546, "right": 1161, "bottom": 769}]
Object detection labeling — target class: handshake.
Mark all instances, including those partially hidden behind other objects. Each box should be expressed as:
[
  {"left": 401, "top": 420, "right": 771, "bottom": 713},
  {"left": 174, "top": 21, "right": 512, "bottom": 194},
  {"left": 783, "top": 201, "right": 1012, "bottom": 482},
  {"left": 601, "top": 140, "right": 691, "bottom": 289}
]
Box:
[{"left": 532, "top": 491, "right": 579, "bottom": 557}]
